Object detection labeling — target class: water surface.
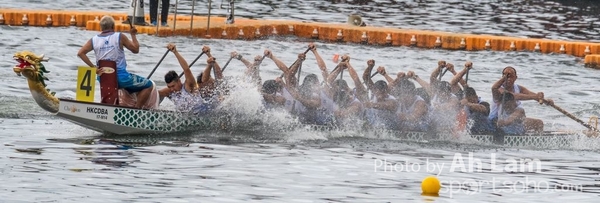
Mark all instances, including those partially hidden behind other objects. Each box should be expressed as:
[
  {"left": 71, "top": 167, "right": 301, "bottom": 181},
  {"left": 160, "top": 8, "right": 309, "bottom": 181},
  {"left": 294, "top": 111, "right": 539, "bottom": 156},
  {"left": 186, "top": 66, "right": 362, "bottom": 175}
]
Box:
[{"left": 2, "top": 0, "right": 600, "bottom": 202}]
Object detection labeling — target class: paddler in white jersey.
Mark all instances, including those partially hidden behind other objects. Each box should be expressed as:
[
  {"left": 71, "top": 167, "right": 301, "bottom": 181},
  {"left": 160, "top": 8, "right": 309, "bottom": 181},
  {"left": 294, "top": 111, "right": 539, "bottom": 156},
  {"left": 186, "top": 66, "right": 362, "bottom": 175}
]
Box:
[
  {"left": 265, "top": 44, "right": 334, "bottom": 125},
  {"left": 158, "top": 43, "right": 203, "bottom": 113},
  {"left": 359, "top": 60, "right": 398, "bottom": 129},
  {"left": 325, "top": 58, "right": 365, "bottom": 127},
  {"left": 284, "top": 73, "right": 332, "bottom": 125},
  {"left": 392, "top": 79, "right": 430, "bottom": 132},
  {"left": 196, "top": 46, "right": 225, "bottom": 101},
  {"left": 263, "top": 50, "right": 303, "bottom": 113},
  {"left": 490, "top": 66, "right": 553, "bottom": 133},
  {"left": 77, "top": 15, "right": 154, "bottom": 109}
]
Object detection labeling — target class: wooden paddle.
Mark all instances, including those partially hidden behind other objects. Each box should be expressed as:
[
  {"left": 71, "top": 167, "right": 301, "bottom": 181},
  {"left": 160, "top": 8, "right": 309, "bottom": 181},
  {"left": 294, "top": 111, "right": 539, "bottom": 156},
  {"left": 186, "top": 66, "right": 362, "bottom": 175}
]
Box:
[
  {"left": 130, "top": 0, "right": 137, "bottom": 26},
  {"left": 457, "top": 65, "right": 471, "bottom": 133},
  {"left": 540, "top": 99, "right": 600, "bottom": 133},
  {"left": 278, "top": 48, "right": 312, "bottom": 80},
  {"left": 255, "top": 55, "right": 268, "bottom": 68},
  {"left": 220, "top": 56, "right": 235, "bottom": 72},
  {"left": 147, "top": 50, "right": 170, "bottom": 79},
  {"left": 178, "top": 51, "right": 205, "bottom": 78},
  {"left": 438, "top": 67, "right": 449, "bottom": 80},
  {"left": 294, "top": 47, "right": 313, "bottom": 85},
  {"left": 465, "top": 68, "right": 469, "bottom": 84}
]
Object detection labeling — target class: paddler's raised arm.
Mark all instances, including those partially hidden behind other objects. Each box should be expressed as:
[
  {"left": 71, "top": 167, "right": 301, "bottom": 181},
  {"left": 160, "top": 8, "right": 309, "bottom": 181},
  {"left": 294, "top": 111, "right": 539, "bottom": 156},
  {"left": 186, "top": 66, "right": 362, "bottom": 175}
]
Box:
[
  {"left": 326, "top": 54, "right": 349, "bottom": 85},
  {"left": 408, "top": 71, "right": 432, "bottom": 96},
  {"left": 247, "top": 55, "right": 264, "bottom": 86},
  {"left": 231, "top": 51, "right": 253, "bottom": 69},
  {"left": 288, "top": 53, "right": 306, "bottom": 78},
  {"left": 449, "top": 61, "right": 472, "bottom": 88},
  {"left": 362, "top": 59, "right": 376, "bottom": 91},
  {"left": 213, "top": 57, "right": 224, "bottom": 81},
  {"left": 491, "top": 74, "right": 507, "bottom": 102},
  {"left": 346, "top": 61, "right": 368, "bottom": 102},
  {"left": 284, "top": 54, "right": 305, "bottom": 88},
  {"left": 309, "top": 43, "right": 329, "bottom": 82},
  {"left": 376, "top": 66, "right": 397, "bottom": 87},
  {"left": 202, "top": 57, "right": 215, "bottom": 83},
  {"left": 167, "top": 43, "right": 196, "bottom": 91},
  {"left": 264, "top": 49, "right": 290, "bottom": 76},
  {"left": 430, "top": 60, "right": 446, "bottom": 84},
  {"left": 445, "top": 63, "right": 465, "bottom": 93},
  {"left": 121, "top": 27, "right": 139, "bottom": 54}
]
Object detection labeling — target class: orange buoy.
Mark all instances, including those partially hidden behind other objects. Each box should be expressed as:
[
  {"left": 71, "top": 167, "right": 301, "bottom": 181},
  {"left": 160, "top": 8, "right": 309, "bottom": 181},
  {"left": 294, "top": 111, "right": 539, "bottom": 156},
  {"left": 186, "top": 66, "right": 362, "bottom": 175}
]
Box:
[
  {"left": 421, "top": 176, "right": 441, "bottom": 196},
  {"left": 333, "top": 53, "right": 340, "bottom": 63}
]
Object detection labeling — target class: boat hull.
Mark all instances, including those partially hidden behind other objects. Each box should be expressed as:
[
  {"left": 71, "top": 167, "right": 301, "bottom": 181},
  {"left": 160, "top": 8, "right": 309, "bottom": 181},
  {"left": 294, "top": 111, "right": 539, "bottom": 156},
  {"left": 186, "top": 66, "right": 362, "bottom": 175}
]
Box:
[
  {"left": 56, "top": 98, "right": 214, "bottom": 135},
  {"left": 390, "top": 130, "right": 579, "bottom": 149},
  {"left": 298, "top": 125, "right": 582, "bottom": 149},
  {"left": 54, "top": 99, "right": 585, "bottom": 149}
]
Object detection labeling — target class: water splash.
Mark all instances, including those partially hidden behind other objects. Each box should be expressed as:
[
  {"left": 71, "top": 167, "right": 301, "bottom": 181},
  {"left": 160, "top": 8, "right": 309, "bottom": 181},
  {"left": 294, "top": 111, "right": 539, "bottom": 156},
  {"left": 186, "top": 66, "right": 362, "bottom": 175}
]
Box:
[{"left": 215, "top": 77, "right": 300, "bottom": 132}]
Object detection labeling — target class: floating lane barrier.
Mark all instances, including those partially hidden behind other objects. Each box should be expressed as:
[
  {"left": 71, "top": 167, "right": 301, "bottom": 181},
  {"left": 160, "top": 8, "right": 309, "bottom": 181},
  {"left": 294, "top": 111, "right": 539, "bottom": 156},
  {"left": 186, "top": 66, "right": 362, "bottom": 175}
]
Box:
[{"left": 1, "top": 8, "right": 599, "bottom": 69}]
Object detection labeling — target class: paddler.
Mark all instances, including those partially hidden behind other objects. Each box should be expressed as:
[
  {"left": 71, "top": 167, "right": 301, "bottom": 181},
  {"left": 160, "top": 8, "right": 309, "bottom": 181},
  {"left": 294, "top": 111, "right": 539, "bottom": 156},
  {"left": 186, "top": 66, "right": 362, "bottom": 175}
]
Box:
[
  {"left": 496, "top": 92, "right": 526, "bottom": 135},
  {"left": 490, "top": 66, "right": 553, "bottom": 133},
  {"left": 158, "top": 43, "right": 203, "bottom": 112}
]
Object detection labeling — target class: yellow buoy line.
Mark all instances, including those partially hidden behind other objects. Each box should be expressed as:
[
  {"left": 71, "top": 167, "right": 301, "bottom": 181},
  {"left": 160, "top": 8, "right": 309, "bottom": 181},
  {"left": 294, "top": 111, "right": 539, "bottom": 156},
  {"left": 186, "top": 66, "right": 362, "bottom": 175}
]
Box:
[{"left": 1, "top": 8, "right": 599, "bottom": 69}]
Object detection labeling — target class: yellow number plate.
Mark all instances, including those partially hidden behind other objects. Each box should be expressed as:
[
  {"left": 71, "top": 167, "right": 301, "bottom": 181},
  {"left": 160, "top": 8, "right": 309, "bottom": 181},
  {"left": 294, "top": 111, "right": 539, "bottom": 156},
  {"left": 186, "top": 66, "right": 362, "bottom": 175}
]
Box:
[{"left": 76, "top": 66, "right": 96, "bottom": 102}]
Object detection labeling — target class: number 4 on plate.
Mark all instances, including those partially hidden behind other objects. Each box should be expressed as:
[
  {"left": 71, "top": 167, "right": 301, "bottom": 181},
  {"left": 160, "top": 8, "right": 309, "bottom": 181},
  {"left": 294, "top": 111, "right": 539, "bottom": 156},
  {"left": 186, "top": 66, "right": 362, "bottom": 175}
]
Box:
[{"left": 76, "top": 66, "right": 96, "bottom": 102}]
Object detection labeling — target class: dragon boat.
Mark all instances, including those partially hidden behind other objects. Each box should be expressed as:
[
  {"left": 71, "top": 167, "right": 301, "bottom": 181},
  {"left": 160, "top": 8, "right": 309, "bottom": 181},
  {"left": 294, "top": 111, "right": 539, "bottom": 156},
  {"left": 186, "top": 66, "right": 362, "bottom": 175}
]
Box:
[
  {"left": 12, "top": 51, "right": 218, "bottom": 135},
  {"left": 12, "top": 51, "right": 597, "bottom": 149}
]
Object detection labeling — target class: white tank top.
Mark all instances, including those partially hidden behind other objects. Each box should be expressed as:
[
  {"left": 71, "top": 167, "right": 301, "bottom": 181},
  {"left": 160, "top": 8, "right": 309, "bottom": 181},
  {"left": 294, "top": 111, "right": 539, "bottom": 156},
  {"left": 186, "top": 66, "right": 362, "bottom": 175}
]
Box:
[
  {"left": 397, "top": 95, "right": 425, "bottom": 114},
  {"left": 282, "top": 87, "right": 297, "bottom": 113},
  {"left": 366, "top": 94, "right": 397, "bottom": 125},
  {"left": 489, "top": 84, "right": 522, "bottom": 120},
  {"left": 92, "top": 32, "right": 128, "bottom": 78},
  {"left": 168, "top": 86, "right": 202, "bottom": 112},
  {"left": 319, "top": 90, "right": 336, "bottom": 115}
]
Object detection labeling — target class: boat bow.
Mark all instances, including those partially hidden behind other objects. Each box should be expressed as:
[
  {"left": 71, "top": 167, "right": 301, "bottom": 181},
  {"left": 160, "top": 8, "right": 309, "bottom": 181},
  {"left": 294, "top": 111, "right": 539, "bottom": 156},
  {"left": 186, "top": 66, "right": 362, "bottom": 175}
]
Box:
[{"left": 13, "top": 51, "right": 59, "bottom": 113}]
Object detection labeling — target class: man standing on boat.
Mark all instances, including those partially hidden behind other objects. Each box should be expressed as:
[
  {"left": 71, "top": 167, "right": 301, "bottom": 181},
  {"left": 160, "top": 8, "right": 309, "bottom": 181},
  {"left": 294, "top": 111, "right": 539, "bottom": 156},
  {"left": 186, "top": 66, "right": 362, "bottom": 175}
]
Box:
[
  {"left": 77, "top": 16, "right": 154, "bottom": 109},
  {"left": 490, "top": 66, "right": 553, "bottom": 133}
]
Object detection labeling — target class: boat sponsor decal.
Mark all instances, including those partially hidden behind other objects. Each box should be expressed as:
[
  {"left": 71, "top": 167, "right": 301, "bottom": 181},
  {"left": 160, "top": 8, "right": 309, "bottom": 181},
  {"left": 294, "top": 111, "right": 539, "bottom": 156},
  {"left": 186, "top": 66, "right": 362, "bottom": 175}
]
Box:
[
  {"left": 98, "top": 66, "right": 115, "bottom": 74},
  {"left": 63, "top": 105, "right": 81, "bottom": 113},
  {"left": 58, "top": 100, "right": 115, "bottom": 123}
]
